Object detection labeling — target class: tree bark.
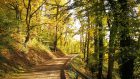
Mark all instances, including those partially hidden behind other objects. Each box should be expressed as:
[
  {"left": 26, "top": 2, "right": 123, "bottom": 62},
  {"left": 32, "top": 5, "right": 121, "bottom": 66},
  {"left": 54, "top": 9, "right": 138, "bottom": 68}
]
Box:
[
  {"left": 86, "top": 13, "right": 90, "bottom": 64},
  {"left": 107, "top": 19, "right": 116, "bottom": 79},
  {"left": 24, "top": 0, "right": 31, "bottom": 46},
  {"left": 98, "top": 21, "right": 104, "bottom": 79},
  {"left": 118, "top": 0, "right": 135, "bottom": 79},
  {"left": 107, "top": 1, "right": 119, "bottom": 79},
  {"left": 54, "top": 4, "right": 59, "bottom": 52}
]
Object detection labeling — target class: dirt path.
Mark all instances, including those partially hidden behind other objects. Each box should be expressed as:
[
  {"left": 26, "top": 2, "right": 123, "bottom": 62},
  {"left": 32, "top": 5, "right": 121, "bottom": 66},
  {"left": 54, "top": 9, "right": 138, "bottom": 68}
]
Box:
[{"left": 5, "top": 55, "right": 76, "bottom": 79}]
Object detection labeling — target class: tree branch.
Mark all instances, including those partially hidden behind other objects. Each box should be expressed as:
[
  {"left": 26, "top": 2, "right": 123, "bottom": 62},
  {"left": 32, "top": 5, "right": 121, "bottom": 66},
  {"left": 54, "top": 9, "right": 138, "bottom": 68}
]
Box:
[
  {"left": 23, "top": 0, "right": 27, "bottom": 9},
  {"left": 30, "top": 23, "right": 48, "bottom": 30},
  {"left": 30, "top": 0, "right": 47, "bottom": 17},
  {"left": 0, "top": 2, "right": 15, "bottom": 10}
]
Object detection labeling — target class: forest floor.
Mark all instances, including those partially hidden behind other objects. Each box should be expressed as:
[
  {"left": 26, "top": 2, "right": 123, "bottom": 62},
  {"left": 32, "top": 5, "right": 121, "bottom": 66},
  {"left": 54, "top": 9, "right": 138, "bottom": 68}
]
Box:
[{"left": 4, "top": 55, "right": 76, "bottom": 79}]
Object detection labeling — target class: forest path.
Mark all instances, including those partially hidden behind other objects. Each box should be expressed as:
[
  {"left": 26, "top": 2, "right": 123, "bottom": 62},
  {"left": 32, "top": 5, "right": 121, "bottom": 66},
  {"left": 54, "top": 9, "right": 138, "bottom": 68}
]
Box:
[{"left": 5, "top": 55, "right": 77, "bottom": 79}]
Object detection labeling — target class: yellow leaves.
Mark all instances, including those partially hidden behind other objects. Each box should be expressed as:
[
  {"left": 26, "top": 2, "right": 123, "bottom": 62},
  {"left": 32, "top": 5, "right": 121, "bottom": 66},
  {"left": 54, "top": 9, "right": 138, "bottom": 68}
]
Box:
[
  {"left": 59, "top": 0, "right": 67, "bottom": 5},
  {"left": 89, "top": 15, "right": 95, "bottom": 23},
  {"left": 49, "top": 0, "right": 67, "bottom": 5},
  {"left": 137, "top": 5, "right": 140, "bottom": 16},
  {"left": 4, "top": 0, "right": 15, "bottom": 3},
  {"left": 102, "top": 16, "right": 107, "bottom": 27},
  {"left": 1, "top": 48, "right": 11, "bottom": 59},
  {"left": 128, "top": 0, "right": 136, "bottom": 7},
  {"left": 88, "top": 28, "right": 94, "bottom": 37},
  {"left": 138, "top": 11, "right": 140, "bottom": 17},
  {"left": 31, "top": 0, "right": 44, "bottom": 12}
]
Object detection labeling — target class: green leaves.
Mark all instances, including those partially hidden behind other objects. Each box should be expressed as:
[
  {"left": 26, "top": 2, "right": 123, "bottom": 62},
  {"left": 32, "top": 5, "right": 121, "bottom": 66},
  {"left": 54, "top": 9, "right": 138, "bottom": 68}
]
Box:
[{"left": 0, "top": 11, "right": 17, "bottom": 33}]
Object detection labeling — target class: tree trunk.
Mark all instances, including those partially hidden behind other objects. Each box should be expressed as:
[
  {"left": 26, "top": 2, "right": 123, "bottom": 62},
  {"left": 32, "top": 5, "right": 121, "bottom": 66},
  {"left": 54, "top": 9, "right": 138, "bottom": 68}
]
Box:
[
  {"left": 15, "top": 7, "right": 21, "bottom": 33},
  {"left": 54, "top": 5, "right": 59, "bottom": 51},
  {"left": 80, "top": 27, "right": 86, "bottom": 60},
  {"left": 107, "top": 18, "right": 117, "bottom": 79},
  {"left": 86, "top": 14, "right": 90, "bottom": 64},
  {"left": 107, "top": 0, "right": 120, "bottom": 79},
  {"left": 107, "top": 32, "right": 115, "bottom": 79},
  {"left": 84, "top": 30, "right": 87, "bottom": 62},
  {"left": 24, "top": 0, "right": 31, "bottom": 46},
  {"left": 93, "top": 25, "right": 99, "bottom": 72},
  {"left": 118, "top": 0, "right": 135, "bottom": 78},
  {"left": 98, "top": 21, "right": 104, "bottom": 79}
]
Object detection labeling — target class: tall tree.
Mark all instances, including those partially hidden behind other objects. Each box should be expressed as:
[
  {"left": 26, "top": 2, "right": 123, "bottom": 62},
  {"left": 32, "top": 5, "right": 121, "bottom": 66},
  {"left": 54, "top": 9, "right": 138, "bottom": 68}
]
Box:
[
  {"left": 107, "top": 0, "right": 119, "bottom": 79},
  {"left": 107, "top": 0, "right": 137, "bottom": 78},
  {"left": 86, "top": 12, "right": 90, "bottom": 64},
  {"left": 23, "top": 0, "right": 47, "bottom": 46},
  {"left": 95, "top": 0, "right": 105, "bottom": 79},
  {"left": 118, "top": 0, "right": 135, "bottom": 78}
]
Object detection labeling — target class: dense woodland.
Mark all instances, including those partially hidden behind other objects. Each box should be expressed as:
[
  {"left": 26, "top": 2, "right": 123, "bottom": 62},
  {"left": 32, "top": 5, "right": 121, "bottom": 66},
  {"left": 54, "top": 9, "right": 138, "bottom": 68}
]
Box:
[{"left": 0, "top": 0, "right": 140, "bottom": 79}]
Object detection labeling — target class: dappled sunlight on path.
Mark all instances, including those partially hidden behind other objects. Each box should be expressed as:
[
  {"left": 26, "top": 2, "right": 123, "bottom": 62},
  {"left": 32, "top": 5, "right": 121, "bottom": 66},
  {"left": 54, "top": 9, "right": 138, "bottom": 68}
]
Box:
[{"left": 5, "top": 55, "right": 76, "bottom": 79}]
